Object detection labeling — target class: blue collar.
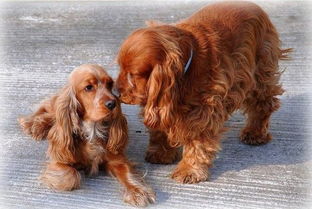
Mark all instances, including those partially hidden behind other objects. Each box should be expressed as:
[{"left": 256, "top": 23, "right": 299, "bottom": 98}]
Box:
[{"left": 184, "top": 49, "right": 193, "bottom": 74}]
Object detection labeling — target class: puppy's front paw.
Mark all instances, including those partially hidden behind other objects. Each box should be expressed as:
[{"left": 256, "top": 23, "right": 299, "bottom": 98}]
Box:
[
  {"left": 123, "top": 186, "right": 156, "bottom": 207},
  {"left": 171, "top": 162, "right": 208, "bottom": 184}
]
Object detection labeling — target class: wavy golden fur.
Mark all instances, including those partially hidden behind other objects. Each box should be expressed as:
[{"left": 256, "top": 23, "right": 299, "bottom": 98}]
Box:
[
  {"left": 116, "top": 2, "right": 292, "bottom": 184},
  {"left": 19, "top": 64, "right": 155, "bottom": 206}
]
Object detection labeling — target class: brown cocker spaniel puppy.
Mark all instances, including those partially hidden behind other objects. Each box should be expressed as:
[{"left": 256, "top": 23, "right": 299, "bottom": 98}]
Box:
[
  {"left": 116, "top": 2, "right": 291, "bottom": 184},
  {"left": 19, "top": 64, "right": 155, "bottom": 207}
]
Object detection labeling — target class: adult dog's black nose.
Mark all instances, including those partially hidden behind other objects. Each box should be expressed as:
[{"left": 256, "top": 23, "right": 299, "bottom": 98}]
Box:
[
  {"left": 105, "top": 100, "right": 116, "bottom": 110},
  {"left": 112, "top": 86, "right": 121, "bottom": 98}
]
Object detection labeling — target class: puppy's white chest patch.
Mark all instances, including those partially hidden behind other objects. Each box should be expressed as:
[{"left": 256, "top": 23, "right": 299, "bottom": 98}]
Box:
[{"left": 82, "top": 121, "right": 109, "bottom": 142}]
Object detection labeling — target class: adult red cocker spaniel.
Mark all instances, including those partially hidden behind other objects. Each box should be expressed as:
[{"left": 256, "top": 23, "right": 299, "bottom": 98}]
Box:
[
  {"left": 19, "top": 64, "right": 155, "bottom": 206},
  {"left": 116, "top": 2, "right": 291, "bottom": 183}
]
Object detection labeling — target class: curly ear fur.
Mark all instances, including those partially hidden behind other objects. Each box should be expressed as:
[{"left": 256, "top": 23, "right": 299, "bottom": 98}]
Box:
[
  {"left": 47, "top": 85, "right": 80, "bottom": 163},
  {"left": 107, "top": 102, "right": 128, "bottom": 155},
  {"left": 144, "top": 35, "right": 184, "bottom": 129}
]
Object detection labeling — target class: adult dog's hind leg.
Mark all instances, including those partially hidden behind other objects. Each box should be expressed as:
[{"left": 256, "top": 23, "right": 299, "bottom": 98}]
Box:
[
  {"left": 240, "top": 31, "right": 284, "bottom": 145},
  {"left": 240, "top": 94, "right": 281, "bottom": 145}
]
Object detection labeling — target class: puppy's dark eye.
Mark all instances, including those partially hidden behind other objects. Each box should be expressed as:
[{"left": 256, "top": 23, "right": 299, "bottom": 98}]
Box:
[{"left": 85, "top": 85, "right": 93, "bottom": 92}]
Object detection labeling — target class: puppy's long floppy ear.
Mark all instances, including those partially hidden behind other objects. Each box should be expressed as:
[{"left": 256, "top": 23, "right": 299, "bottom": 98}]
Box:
[
  {"left": 107, "top": 102, "right": 128, "bottom": 155},
  {"left": 144, "top": 34, "right": 184, "bottom": 129},
  {"left": 47, "top": 85, "right": 80, "bottom": 163}
]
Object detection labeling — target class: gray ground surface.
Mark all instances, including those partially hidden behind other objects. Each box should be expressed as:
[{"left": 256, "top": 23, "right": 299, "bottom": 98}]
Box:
[{"left": 0, "top": 1, "right": 311, "bottom": 208}]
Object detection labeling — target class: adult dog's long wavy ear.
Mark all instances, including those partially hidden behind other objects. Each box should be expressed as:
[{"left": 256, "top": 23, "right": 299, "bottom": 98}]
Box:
[{"left": 144, "top": 32, "right": 184, "bottom": 130}]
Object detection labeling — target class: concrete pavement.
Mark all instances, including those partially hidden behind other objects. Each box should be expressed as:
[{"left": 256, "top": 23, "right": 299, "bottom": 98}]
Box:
[{"left": 0, "top": 1, "right": 311, "bottom": 208}]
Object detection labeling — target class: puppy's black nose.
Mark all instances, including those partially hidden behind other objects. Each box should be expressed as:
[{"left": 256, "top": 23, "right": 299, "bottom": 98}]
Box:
[{"left": 105, "top": 100, "right": 116, "bottom": 110}]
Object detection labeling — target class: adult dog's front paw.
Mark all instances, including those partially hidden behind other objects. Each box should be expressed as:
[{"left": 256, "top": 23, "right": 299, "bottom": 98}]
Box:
[
  {"left": 240, "top": 130, "right": 272, "bottom": 145},
  {"left": 171, "top": 162, "right": 209, "bottom": 184},
  {"left": 123, "top": 186, "right": 156, "bottom": 207},
  {"left": 145, "top": 145, "right": 179, "bottom": 164}
]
